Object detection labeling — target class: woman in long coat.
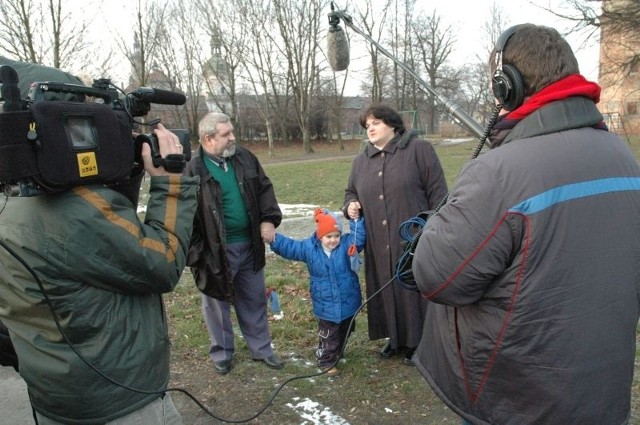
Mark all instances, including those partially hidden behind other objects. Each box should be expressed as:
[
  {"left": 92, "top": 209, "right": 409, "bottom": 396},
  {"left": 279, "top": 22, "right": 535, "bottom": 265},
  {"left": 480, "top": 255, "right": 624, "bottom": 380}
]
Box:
[{"left": 343, "top": 103, "right": 447, "bottom": 364}]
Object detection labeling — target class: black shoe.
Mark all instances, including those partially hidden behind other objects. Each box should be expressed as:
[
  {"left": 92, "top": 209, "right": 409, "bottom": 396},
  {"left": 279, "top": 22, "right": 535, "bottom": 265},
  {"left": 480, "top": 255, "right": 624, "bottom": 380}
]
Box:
[
  {"left": 403, "top": 347, "right": 416, "bottom": 366},
  {"left": 379, "top": 341, "right": 397, "bottom": 359},
  {"left": 254, "top": 354, "right": 284, "bottom": 370},
  {"left": 213, "top": 359, "right": 232, "bottom": 375}
]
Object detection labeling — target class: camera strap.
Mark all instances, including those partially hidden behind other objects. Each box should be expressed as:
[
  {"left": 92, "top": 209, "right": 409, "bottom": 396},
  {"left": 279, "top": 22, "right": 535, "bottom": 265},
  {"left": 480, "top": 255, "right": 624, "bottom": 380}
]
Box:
[{"left": 0, "top": 110, "right": 39, "bottom": 182}]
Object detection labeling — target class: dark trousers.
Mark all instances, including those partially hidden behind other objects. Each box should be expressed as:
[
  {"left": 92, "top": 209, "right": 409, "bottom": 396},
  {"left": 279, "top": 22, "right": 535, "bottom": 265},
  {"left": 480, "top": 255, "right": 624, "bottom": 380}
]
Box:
[
  {"left": 316, "top": 316, "right": 355, "bottom": 369},
  {"left": 201, "top": 242, "right": 273, "bottom": 362}
]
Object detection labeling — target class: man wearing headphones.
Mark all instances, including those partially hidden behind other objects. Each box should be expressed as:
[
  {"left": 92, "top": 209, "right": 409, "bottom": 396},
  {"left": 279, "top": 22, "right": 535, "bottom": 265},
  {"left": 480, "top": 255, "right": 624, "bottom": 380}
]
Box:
[{"left": 411, "top": 24, "right": 640, "bottom": 424}]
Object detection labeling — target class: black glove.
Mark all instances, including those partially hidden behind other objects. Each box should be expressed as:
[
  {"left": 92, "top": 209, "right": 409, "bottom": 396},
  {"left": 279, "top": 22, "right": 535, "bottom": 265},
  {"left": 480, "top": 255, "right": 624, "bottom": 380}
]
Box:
[{"left": 0, "top": 320, "right": 19, "bottom": 372}]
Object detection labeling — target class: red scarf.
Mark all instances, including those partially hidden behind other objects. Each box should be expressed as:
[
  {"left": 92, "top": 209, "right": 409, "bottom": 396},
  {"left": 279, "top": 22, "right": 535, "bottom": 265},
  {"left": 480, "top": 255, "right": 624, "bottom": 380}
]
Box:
[{"left": 508, "top": 74, "right": 601, "bottom": 120}]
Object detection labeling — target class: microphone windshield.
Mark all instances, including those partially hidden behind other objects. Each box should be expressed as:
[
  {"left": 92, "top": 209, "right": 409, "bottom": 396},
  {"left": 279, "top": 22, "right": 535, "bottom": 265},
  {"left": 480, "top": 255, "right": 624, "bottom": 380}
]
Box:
[
  {"left": 327, "top": 26, "right": 350, "bottom": 72},
  {"left": 131, "top": 87, "right": 186, "bottom": 105}
]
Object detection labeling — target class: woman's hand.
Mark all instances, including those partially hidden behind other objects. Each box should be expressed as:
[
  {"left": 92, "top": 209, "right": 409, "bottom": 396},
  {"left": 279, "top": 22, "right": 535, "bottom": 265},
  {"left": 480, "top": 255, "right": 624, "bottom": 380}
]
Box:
[{"left": 347, "top": 201, "right": 361, "bottom": 219}]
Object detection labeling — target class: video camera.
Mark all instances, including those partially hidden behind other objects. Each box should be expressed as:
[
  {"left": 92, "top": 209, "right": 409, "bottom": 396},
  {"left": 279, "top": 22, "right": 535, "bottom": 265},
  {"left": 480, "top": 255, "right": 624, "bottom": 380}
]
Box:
[{"left": 0, "top": 64, "right": 191, "bottom": 197}]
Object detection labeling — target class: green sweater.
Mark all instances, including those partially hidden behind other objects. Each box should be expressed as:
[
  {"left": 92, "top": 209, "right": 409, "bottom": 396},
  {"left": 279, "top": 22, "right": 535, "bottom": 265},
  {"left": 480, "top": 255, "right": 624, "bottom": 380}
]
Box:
[{"left": 204, "top": 156, "right": 251, "bottom": 243}]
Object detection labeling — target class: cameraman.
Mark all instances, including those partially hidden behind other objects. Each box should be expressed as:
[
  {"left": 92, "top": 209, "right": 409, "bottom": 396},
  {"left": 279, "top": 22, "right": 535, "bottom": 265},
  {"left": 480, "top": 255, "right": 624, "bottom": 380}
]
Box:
[{"left": 0, "top": 117, "right": 198, "bottom": 424}]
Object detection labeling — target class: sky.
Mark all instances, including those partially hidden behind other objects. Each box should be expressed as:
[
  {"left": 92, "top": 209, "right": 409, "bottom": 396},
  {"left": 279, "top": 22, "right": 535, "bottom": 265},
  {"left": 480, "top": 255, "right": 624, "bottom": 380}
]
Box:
[
  {"left": 81, "top": 0, "right": 600, "bottom": 93},
  {"left": 342, "top": 0, "right": 600, "bottom": 88},
  {"left": 424, "top": 0, "right": 600, "bottom": 79}
]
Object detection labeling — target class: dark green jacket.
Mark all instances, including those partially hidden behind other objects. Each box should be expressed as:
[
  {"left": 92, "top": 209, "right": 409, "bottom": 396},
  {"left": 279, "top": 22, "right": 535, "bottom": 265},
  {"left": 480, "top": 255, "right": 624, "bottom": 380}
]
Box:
[{"left": 0, "top": 176, "right": 198, "bottom": 424}]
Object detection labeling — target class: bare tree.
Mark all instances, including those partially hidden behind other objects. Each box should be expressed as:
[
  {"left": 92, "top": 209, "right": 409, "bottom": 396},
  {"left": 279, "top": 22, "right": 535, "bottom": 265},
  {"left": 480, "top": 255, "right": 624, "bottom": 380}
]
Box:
[
  {"left": 597, "top": 0, "right": 640, "bottom": 79},
  {"left": 468, "top": 2, "right": 510, "bottom": 121},
  {"left": 411, "top": 10, "right": 455, "bottom": 134},
  {"left": 272, "top": 0, "right": 325, "bottom": 154},
  {"left": 240, "top": 0, "right": 293, "bottom": 157},
  {"left": 150, "top": 0, "right": 208, "bottom": 137},
  {"left": 321, "top": 56, "right": 352, "bottom": 150},
  {"left": 116, "top": 0, "right": 169, "bottom": 88},
  {"left": 195, "top": 0, "right": 249, "bottom": 123},
  {"left": 457, "top": 62, "right": 492, "bottom": 126},
  {"left": 477, "top": 2, "right": 510, "bottom": 63},
  {"left": 389, "top": 0, "right": 422, "bottom": 110},
  {"left": 354, "top": 0, "right": 394, "bottom": 102},
  {"left": 544, "top": 0, "right": 640, "bottom": 71},
  {"left": 0, "top": 0, "right": 93, "bottom": 70}
]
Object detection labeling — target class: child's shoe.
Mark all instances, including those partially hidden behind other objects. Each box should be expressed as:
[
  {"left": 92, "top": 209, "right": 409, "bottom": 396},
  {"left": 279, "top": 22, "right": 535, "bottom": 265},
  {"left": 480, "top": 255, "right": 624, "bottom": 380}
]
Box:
[{"left": 322, "top": 366, "right": 339, "bottom": 376}]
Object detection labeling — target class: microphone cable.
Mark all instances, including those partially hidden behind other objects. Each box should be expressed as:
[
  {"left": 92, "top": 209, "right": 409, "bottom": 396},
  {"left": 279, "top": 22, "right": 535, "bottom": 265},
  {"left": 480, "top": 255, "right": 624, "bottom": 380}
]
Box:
[
  {"left": 0, "top": 105, "right": 503, "bottom": 423},
  {"left": 394, "top": 103, "right": 503, "bottom": 291},
  {"left": 0, "top": 236, "right": 235, "bottom": 419},
  {"left": 0, "top": 219, "right": 387, "bottom": 423}
]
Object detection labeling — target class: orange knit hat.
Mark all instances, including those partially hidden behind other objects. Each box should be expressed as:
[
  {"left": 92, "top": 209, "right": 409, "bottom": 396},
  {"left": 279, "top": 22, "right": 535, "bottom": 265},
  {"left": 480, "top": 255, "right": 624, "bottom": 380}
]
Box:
[{"left": 315, "top": 208, "right": 342, "bottom": 239}]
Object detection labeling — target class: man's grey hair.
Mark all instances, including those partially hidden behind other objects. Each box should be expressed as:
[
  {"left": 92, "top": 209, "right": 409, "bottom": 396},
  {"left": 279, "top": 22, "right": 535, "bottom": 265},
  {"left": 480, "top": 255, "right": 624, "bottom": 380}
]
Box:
[{"left": 198, "top": 112, "right": 232, "bottom": 141}]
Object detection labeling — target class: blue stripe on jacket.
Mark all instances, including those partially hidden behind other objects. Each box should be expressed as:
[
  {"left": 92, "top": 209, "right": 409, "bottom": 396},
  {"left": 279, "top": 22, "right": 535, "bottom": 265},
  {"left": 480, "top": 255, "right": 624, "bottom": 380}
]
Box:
[{"left": 509, "top": 177, "right": 640, "bottom": 215}]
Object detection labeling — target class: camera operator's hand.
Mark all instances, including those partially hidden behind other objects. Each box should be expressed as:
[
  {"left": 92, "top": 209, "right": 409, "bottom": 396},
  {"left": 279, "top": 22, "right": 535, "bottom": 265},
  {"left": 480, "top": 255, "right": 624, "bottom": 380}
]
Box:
[{"left": 142, "top": 123, "right": 184, "bottom": 176}]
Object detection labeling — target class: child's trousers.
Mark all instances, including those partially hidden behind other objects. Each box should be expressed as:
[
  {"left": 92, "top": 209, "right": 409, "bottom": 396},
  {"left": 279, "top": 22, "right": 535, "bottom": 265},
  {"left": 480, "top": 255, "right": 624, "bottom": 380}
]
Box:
[{"left": 316, "top": 316, "right": 355, "bottom": 369}]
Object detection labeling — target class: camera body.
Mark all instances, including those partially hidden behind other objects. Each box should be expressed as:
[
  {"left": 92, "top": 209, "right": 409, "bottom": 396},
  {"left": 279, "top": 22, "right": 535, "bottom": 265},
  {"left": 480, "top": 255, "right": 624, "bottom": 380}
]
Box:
[{"left": 0, "top": 64, "right": 190, "bottom": 196}]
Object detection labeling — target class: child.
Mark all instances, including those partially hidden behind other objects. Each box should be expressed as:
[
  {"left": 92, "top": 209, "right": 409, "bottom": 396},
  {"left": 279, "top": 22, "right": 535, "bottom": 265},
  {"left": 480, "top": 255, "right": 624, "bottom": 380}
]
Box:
[{"left": 270, "top": 208, "right": 365, "bottom": 375}]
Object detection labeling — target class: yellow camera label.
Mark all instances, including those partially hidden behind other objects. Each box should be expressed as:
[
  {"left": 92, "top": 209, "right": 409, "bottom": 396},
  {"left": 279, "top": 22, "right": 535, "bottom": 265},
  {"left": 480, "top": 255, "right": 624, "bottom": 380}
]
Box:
[{"left": 77, "top": 152, "right": 99, "bottom": 177}]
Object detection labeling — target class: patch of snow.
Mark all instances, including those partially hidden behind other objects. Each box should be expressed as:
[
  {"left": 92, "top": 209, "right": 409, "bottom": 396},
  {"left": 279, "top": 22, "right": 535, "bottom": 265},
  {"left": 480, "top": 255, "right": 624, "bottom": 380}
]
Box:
[
  {"left": 287, "top": 397, "right": 351, "bottom": 425},
  {"left": 440, "top": 137, "right": 474, "bottom": 145},
  {"left": 137, "top": 200, "right": 318, "bottom": 220},
  {"left": 279, "top": 203, "right": 317, "bottom": 218}
]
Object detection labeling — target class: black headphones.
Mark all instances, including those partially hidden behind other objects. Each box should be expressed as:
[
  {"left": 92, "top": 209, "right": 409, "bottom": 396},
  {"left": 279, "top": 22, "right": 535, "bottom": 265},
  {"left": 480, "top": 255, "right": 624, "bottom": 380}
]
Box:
[{"left": 492, "top": 25, "right": 526, "bottom": 111}]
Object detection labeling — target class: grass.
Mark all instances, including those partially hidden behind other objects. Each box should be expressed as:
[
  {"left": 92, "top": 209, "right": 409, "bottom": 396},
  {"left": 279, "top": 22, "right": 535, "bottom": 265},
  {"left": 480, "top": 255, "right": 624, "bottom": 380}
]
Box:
[
  {"left": 262, "top": 159, "right": 354, "bottom": 210},
  {"left": 164, "top": 134, "right": 640, "bottom": 424},
  {"left": 259, "top": 138, "right": 478, "bottom": 207}
]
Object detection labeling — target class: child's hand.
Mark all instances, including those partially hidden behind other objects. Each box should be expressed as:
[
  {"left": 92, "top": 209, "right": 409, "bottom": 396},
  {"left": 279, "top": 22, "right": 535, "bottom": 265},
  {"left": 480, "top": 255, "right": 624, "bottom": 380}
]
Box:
[{"left": 261, "top": 222, "right": 276, "bottom": 243}]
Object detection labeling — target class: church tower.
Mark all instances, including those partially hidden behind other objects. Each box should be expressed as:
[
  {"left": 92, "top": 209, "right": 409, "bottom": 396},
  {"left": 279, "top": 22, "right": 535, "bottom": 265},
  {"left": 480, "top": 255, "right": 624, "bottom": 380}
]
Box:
[
  {"left": 202, "top": 35, "right": 232, "bottom": 113},
  {"left": 128, "top": 34, "right": 142, "bottom": 87}
]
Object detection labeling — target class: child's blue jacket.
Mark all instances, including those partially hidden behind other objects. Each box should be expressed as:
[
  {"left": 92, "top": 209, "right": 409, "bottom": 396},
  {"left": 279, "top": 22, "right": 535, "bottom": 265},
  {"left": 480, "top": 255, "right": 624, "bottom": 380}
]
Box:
[{"left": 270, "top": 217, "right": 365, "bottom": 323}]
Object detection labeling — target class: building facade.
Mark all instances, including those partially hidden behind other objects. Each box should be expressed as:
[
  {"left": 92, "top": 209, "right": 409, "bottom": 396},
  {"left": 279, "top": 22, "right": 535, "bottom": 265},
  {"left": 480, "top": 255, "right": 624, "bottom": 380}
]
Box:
[{"left": 598, "top": 0, "right": 640, "bottom": 136}]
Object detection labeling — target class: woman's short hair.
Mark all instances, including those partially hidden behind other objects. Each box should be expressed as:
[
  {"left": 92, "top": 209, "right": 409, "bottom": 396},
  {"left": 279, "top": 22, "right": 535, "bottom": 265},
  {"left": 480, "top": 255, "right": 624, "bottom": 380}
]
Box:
[{"left": 359, "top": 103, "right": 406, "bottom": 134}]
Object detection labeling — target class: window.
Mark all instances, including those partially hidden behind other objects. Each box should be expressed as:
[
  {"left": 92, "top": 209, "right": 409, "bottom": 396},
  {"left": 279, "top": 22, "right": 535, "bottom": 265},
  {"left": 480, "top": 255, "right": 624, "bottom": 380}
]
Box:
[{"left": 626, "top": 101, "right": 638, "bottom": 115}]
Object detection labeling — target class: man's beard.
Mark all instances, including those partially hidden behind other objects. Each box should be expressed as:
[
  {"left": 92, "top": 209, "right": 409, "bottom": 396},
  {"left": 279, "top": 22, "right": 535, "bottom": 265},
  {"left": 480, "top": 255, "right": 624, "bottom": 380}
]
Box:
[{"left": 222, "top": 144, "right": 236, "bottom": 158}]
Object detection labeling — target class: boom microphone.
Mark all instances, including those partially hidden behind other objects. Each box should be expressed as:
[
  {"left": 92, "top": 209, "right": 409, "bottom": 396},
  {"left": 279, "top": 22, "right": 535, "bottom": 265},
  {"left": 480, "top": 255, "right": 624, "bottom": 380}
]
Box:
[
  {"left": 327, "top": 23, "right": 350, "bottom": 72},
  {"left": 328, "top": 2, "right": 485, "bottom": 141},
  {"left": 130, "top": 87, "right": 186, "bottom": 105}
]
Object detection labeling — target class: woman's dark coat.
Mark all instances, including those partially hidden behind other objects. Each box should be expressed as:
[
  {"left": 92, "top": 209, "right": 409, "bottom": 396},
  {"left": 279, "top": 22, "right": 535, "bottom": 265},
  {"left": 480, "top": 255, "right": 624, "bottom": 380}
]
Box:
[{"left": 343, "top": 130, "right": 447, "bottom": 347}]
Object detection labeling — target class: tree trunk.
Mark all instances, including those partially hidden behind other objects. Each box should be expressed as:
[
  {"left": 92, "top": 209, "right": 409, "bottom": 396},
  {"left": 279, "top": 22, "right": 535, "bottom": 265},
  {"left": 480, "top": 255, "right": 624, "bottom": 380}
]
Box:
[{"left": 266, "top": 118, "right": 275, "bottom": 158}]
